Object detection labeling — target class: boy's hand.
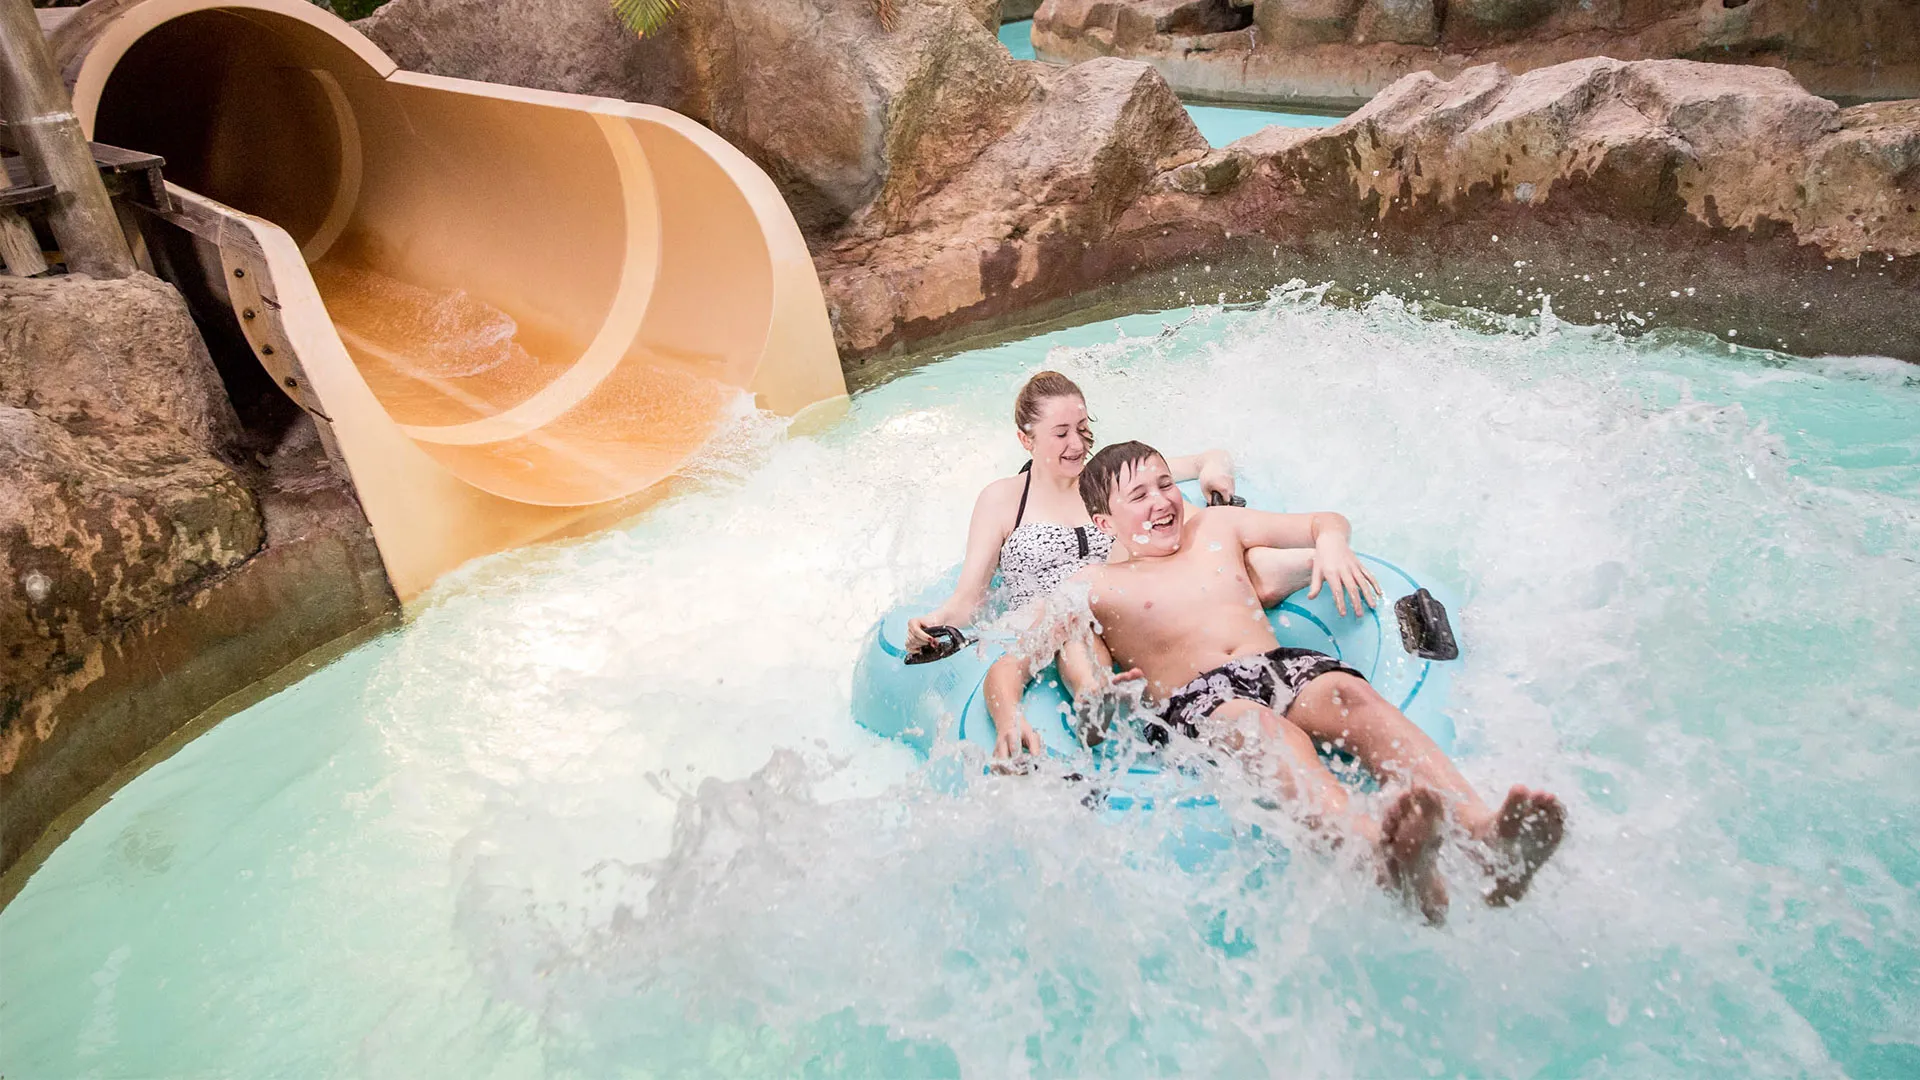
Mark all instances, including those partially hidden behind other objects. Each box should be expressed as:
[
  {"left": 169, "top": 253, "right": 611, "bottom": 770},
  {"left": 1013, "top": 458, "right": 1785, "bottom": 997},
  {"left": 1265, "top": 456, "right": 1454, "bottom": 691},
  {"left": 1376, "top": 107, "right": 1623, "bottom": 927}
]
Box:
[
  {"left": 1308, "top": 544, "right": 1383, "bottom": 617},
  {"left": 1199, "top": 468, "right": 1236, "bottom": 505},
  {"left": 994, "top": 720, "right": 1045, "bottom": 761}
]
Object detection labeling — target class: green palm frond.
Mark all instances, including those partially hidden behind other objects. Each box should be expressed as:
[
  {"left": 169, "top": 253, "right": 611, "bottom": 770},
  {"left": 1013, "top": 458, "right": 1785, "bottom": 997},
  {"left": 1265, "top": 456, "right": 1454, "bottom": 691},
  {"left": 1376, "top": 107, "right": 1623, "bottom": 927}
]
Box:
[{"left": 610, "top": 0, "right": 682, "bottom": 37}]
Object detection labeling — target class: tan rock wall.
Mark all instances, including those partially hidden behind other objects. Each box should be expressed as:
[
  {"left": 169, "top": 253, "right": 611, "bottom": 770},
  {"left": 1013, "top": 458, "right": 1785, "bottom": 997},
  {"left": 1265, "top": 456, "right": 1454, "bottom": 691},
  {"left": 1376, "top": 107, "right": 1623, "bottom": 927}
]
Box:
[
  {"left": 1035, "top": 0, "right": 1920, "bottom": 107},
  {"left": 1317, "top": 59, "right": 1918, "bottom": 261},
  {"left": 818, "top": 56, "right": 1206, "bottom": 353},
  {"left": 1106, "top": 58, "right": 1919, "bottom": 358},
  {"left": 0, "top": 409, "right": 263, "bottom": 743},
  {"left": 0, "top": 273, "right": 240, "bottom": 452}
]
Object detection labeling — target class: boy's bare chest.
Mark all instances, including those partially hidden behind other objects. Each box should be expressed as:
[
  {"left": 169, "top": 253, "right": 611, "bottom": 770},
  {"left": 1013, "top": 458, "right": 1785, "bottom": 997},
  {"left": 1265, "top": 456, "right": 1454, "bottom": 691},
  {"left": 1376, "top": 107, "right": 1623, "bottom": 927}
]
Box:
[{"left": 1090, "top": 551, "right": 1254, "bottom": 627}]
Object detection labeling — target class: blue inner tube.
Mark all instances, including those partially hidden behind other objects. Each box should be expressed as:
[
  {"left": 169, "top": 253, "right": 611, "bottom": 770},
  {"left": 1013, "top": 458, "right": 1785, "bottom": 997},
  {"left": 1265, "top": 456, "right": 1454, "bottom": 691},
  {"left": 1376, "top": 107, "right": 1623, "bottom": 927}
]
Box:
[{"left": 852, "top": 485, "right": 1460, "bottom": 782}]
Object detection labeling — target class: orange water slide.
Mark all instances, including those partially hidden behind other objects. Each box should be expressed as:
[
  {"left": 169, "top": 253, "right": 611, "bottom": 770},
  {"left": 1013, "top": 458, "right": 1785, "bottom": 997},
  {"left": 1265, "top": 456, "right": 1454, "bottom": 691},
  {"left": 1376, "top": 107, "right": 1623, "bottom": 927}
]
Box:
[{"left": 46, "top": 0, "right": 846, "bottom": 601}]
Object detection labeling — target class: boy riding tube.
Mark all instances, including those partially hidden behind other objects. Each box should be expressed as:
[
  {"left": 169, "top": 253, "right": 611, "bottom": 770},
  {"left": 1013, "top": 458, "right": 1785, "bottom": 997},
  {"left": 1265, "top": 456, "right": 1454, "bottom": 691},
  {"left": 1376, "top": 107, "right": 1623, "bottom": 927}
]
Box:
[
  {"left": 1068, "top": 441, "right": 1567, "bottom": 923},
  {"left": 904, "top": 372, "right": 1317, "bottom": 759}
]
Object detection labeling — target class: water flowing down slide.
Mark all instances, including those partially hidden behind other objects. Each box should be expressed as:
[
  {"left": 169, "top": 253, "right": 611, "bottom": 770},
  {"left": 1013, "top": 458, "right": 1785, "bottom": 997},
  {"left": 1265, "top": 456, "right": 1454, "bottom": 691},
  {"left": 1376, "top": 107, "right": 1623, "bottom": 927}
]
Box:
[{"left": 46, "top": 0, "right": 847, "bottom": 600}]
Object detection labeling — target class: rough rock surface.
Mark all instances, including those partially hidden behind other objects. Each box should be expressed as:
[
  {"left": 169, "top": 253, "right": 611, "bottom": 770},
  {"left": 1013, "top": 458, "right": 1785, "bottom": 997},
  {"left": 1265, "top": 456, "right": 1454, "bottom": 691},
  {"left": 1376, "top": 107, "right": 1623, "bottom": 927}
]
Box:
[
  {"left": 1237, "top": 59, "right": 1920, "bottom": 261},
  {"left": 0, "top": 274, "right": 396, "bottom": 885},
  {"left": 0, "top": 273, "right": 240, "bottom": 451},
  {"left": 818, "top": 56, "right": 1206, "bottom": 352},
  {"left": 361, "top": 0, "right": 1024, "bottom": 233},
  {"left": 1101, "top": 58, "right": 1919, "bottom": 358},
  {"left": 1035, "top": 0, "right": 1920, "bottom": 109},
  {"left": 823, "top": 55, "right": 1919, "bottom": 360},
  {"left": 1, "top": 275, "right": 264, "bottom": 771},
  {"left": 0, "top": 410, "right": 262, "bottom": 721},
  {"left": 357, "top": 0, "right": 663, "bottom": 101}
]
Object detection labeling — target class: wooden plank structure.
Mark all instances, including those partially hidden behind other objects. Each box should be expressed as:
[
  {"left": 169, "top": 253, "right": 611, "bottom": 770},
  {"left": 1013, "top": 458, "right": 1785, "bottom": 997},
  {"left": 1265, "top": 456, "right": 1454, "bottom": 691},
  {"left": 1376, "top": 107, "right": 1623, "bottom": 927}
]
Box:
[
  {"left": 0, "top": 124, "right": 166, "bottom": 274},
  {"left": 0, "top": 0, "right": 133, "bottom": 277},
  {"left": 0, "top": 156, "right": 48, "bottom": 275}
]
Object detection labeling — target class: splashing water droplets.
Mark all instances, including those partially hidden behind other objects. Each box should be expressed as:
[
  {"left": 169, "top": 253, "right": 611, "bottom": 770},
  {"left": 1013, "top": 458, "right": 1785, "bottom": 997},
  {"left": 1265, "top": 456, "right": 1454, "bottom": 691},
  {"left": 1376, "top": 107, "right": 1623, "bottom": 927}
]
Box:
[{"left": 3, "top": 289, "right": 1916, "bottom": 1077}]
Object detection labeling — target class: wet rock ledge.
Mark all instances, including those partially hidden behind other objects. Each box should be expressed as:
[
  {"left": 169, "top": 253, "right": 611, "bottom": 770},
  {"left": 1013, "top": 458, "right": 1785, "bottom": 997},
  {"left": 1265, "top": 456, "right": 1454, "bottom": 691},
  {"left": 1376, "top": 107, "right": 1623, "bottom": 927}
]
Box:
[
  {"left": 1033, "top": 0, "right": 1920, "bottom": 111},
  {"left": 823, "top": 55, "right": 1919, "bottom": 362},
  {"left": 1, "top": 274, "right": 395, "bottom": 888},
  {"left": 1103, "top": 59, "right": 1920, "bottom": 362}
]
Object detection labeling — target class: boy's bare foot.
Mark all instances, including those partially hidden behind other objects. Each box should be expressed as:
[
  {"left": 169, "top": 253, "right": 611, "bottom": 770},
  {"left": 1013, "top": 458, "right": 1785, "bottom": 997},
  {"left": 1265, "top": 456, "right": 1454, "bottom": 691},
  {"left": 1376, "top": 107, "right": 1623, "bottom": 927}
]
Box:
[
  {"left": 1479, "top": 785, "right": 1566, "bottom": 907},
  {"left": 1380, "top": 787, "right": 1449, "bottom": 925}
]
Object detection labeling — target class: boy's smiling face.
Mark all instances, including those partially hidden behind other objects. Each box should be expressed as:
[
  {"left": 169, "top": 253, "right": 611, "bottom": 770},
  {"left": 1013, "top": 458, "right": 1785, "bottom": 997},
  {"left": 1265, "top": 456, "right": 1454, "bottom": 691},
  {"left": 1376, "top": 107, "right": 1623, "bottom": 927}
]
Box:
[{"left": 1092, "top": 452, "right": 1184, "bottom": 557}]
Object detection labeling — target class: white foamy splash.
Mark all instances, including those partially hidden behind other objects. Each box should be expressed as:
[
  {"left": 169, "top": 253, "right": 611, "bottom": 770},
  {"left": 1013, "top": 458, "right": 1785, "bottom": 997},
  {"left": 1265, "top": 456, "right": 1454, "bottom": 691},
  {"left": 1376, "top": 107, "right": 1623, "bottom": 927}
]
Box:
[{"left": 5, "top": 287, "right": 1916, "bottom": 1077}]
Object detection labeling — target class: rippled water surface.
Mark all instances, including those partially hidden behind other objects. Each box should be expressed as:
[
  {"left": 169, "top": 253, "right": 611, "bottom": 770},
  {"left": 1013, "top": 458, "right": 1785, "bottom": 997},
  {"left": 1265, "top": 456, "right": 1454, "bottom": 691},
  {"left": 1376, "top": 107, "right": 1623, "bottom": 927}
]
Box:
[{"left": 4, "top": 287, "right": 1917, "bottom": 1077}]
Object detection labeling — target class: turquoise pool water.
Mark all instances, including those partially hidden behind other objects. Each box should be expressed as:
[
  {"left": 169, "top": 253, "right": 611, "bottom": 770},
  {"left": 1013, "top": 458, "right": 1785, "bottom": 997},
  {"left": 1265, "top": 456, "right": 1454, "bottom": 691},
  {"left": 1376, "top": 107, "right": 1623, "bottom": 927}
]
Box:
[
  {"left": 4, "top": 286, "right": 1917, "bottom": 1076},
  {"left": 1181, "top": 103, "right": 1338, "bottom": 142},
  {"left": 999, "top": 16, "right": 1039, "bottom": 60},
  {"left": 997, "top": 19, "right": 1339, "bottom": 145}
]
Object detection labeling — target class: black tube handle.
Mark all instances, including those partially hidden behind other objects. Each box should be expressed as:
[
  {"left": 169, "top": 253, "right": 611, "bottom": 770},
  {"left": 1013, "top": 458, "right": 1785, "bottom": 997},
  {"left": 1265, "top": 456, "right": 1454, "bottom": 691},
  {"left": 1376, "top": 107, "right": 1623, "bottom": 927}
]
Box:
[
  {"left": 1395, "top": 588, "right": 1460, "bottom": 661},
  {"left": 904, "top": 625, "right": 969, "bottom": 665}
]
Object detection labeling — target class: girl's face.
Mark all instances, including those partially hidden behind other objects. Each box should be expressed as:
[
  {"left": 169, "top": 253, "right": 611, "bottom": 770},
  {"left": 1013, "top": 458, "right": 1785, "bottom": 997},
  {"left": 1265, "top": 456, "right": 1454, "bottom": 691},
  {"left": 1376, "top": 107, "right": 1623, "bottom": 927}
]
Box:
[{"left": 1018, "top": 395, "right": 1093, "bottom": 477}]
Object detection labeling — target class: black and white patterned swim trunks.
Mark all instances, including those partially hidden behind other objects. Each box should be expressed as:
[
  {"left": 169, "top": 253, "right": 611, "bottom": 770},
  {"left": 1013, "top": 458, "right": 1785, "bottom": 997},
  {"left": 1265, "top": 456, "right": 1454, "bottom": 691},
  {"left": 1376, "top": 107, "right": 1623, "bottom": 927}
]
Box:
[{"left": 1150, "top": 648, "right": 1364, "bottom": 744}]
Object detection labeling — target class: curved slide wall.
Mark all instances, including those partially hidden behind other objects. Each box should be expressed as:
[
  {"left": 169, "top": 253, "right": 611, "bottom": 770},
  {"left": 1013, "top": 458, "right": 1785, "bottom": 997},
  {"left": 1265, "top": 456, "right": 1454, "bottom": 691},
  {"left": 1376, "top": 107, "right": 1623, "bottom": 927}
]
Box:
[{"left": 48, "top": 0, "right": 847, "bottom": 601}]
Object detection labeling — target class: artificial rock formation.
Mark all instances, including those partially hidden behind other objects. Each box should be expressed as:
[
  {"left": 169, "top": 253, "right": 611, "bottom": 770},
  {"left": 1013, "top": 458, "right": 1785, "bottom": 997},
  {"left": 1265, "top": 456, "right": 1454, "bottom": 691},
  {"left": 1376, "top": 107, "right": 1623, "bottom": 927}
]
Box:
[
  {"left": 1035, "top": 0, "right": 1920, "bottom": 109},
  {"left": 0, "top": 272, "right": 240, "bottom": 450},
  {"left": 1106, "top": 58, "right": 1920, "bottom": 359},
  {"left": 1, "top": 273, "right": 393, "bottom": 885},
  {"left": 355, "top": 0, "right": 663, "bottom": 101},
  {"left": 358, "top": 0, "right": 1214, "bottom": 351},
  {"left": 362, "top": 0, "right": 1020, "bottom": 234},
  {"left": 820, "top": 56, "right": 1208, "bottom": 352},
  {"left": 3, "top": 273, "right": 262, "bottom": 806},
  {"left": 1, "top": 275, "right": 261, "bottom": 729},
  {"left": 831, "top": 54, "right": 1920, "bottom": 360},
  {"left": 358, "top": 0, "right": 1917, "bottom": 362}
]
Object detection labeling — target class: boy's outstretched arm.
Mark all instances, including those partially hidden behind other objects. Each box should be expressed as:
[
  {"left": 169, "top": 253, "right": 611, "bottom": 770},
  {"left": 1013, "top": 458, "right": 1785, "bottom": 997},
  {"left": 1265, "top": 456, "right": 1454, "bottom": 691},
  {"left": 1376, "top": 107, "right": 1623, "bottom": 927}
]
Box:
[{"left": 1217, "top": 507, "right": 1383, "bottom": 616}]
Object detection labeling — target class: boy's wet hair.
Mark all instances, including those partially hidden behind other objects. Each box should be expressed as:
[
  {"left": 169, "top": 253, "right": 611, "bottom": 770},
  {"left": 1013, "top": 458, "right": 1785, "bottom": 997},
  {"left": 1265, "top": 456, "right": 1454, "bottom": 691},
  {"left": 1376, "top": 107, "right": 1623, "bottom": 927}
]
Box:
[{"left": 1078, "top": 440, "right": 1165, "bottom": 516}]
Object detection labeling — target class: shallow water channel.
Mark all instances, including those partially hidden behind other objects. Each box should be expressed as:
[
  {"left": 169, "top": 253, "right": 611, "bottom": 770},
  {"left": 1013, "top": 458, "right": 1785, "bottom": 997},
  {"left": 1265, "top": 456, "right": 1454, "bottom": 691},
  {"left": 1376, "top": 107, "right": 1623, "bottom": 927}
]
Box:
[{"left": 4, "top": 283, "right": 1916, "bottom": 1076}]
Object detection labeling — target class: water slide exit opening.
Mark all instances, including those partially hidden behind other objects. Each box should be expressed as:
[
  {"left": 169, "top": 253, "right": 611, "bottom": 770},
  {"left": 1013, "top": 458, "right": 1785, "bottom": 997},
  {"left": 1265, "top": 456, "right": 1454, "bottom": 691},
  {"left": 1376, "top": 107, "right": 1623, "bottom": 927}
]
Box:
[{"left": 47, "top": 0, "right": 847, "bottom": 600}]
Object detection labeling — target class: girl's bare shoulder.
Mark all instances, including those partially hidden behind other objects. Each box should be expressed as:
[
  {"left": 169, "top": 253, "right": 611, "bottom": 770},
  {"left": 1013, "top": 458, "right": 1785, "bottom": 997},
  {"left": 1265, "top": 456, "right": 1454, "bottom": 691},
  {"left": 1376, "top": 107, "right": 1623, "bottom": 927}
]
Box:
[{"left": 975, "top": 473, "right": 1024, "bottom": 510}]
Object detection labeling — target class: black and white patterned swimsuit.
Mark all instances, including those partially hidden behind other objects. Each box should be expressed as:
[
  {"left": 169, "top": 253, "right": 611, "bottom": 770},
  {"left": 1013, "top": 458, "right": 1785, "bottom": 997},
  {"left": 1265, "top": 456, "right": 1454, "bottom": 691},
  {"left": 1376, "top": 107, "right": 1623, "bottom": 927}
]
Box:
[
  {"left": 996, "top": 464, "right": 1114, "bottom": 611},
  {"left": 1152, "top": 648, "right": 1364, "bottom": 744}
]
